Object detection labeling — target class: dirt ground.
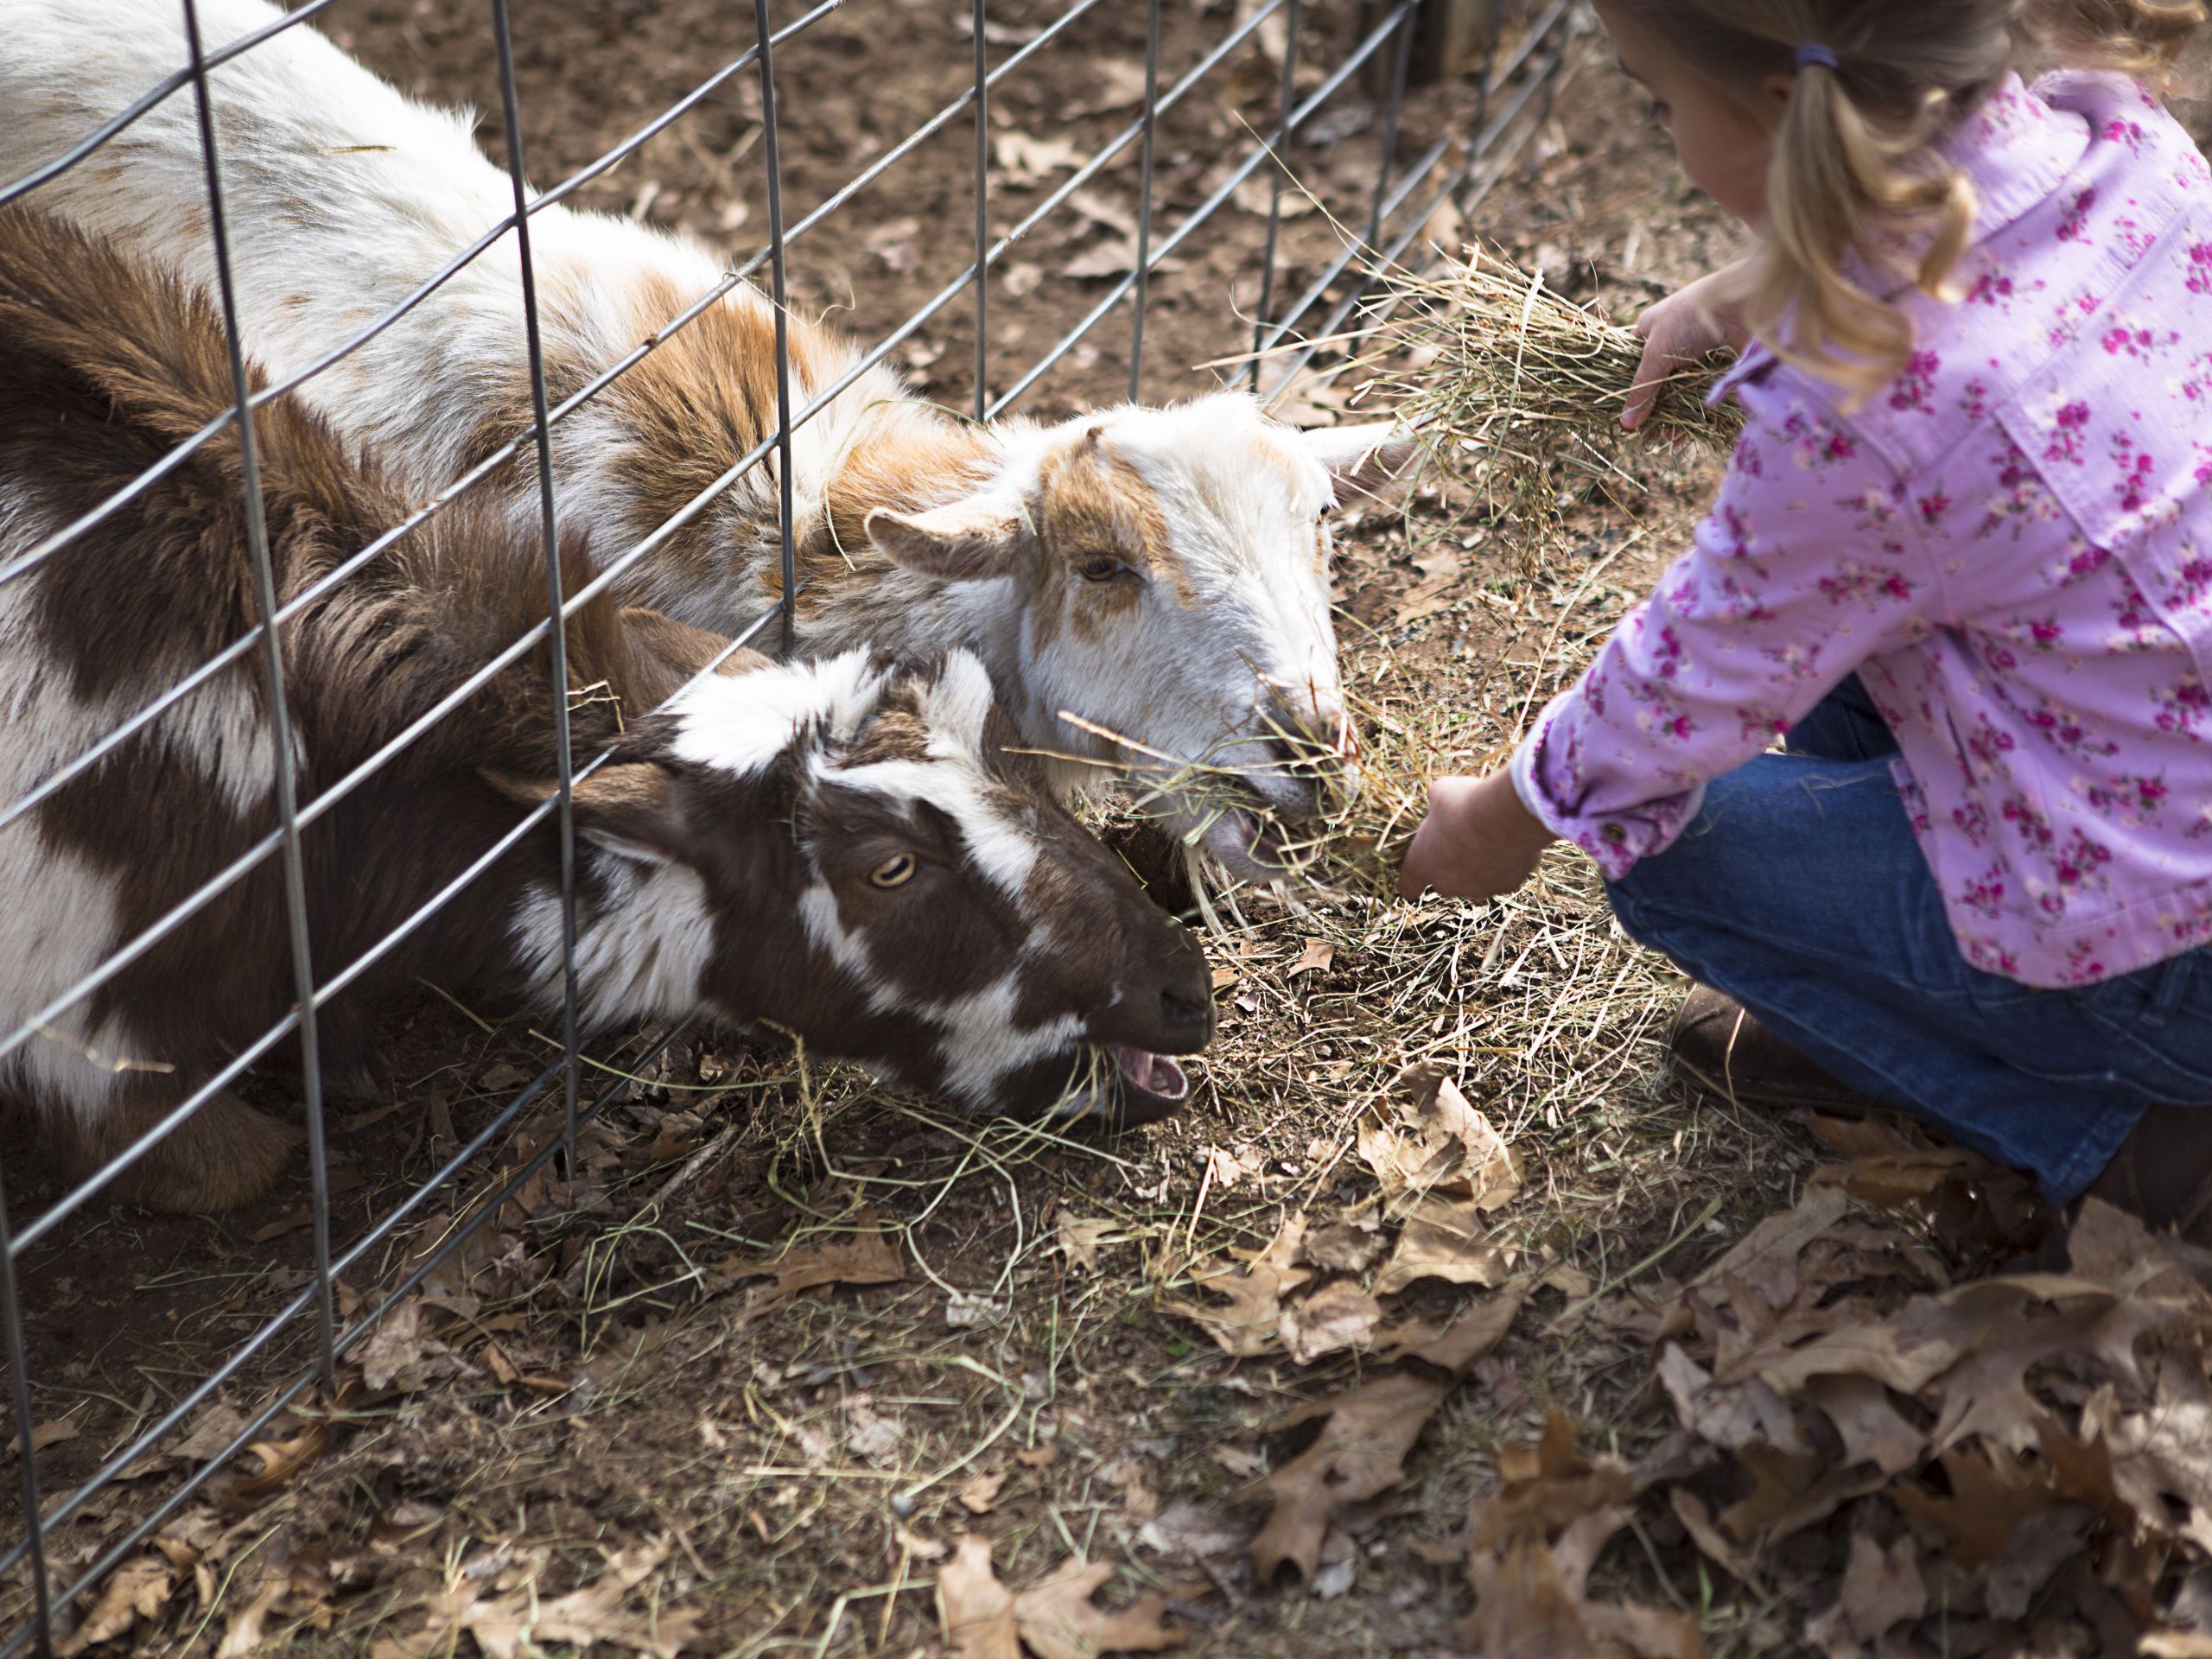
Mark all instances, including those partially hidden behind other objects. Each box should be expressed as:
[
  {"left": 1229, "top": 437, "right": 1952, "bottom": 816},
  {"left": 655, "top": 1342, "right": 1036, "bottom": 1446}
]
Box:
[{"left": 12, "top": 3, "right": 2212, "bottom": 1657}]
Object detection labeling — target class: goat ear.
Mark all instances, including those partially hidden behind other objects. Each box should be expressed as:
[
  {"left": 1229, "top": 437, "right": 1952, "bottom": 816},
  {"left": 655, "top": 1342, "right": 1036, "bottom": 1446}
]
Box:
[
  {"left": 480, "top": 763, "right": 690, "bottom": 867},
  {"left": 864, "top": 494, "right": 1027, "bottom": 581},
  {"left": 1299, "top": 423, "right": 1421, "bottom": 502}
]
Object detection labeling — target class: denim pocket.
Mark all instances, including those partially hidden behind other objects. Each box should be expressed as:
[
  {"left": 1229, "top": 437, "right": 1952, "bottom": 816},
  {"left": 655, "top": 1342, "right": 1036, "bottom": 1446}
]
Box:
[{"left": 2081, "top": 950, "right": 2212, "bottom": 1097}]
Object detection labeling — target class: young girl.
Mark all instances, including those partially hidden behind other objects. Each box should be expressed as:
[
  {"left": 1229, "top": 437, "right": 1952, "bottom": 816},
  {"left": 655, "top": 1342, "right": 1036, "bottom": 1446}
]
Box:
[{"left": 1399, "top": 1, "right": 2212, "bottom": 1230}]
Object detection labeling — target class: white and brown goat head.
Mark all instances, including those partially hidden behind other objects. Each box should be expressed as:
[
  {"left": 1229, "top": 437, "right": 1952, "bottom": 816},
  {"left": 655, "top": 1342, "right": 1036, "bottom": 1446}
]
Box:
[
  {"left": 503, "top": 649, "right": 1215, "bottom": 1123},
  {"left": 864, "top": 392, "right": 1414, "bottom": 878}
]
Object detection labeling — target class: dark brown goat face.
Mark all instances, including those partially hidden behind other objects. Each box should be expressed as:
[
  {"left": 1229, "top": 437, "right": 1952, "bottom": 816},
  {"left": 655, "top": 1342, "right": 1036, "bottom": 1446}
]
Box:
[{"left": 563, "top": 651, "right": 1214, "bottom": 1125}]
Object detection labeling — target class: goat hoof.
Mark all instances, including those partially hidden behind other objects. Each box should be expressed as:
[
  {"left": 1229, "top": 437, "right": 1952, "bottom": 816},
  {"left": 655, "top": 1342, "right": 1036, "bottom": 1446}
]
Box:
[{"left": 77, "top": 1090, "right": 301, "bottom": 1215}]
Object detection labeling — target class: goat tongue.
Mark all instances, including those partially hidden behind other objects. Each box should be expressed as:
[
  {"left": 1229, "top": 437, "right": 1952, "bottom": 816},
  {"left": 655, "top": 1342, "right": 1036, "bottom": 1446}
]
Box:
[{"left": 1113, "top": 1045, "right": 1189, "bottom": 1102}]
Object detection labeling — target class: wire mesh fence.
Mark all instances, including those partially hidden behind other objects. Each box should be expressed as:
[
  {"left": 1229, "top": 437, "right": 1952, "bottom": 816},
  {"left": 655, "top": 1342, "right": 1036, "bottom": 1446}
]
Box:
[{"left": 0, "top": 0, "right": 1573, "bottom": 1646}]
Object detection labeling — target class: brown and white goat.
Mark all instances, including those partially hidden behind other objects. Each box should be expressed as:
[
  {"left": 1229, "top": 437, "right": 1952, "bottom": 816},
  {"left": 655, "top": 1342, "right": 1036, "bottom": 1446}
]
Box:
[
  {"left": 0, "top": 0, "right": 1415, "bottom": 877},
  {"left": 0, "top": 206, "right": 1213, "bottom": 1214}
]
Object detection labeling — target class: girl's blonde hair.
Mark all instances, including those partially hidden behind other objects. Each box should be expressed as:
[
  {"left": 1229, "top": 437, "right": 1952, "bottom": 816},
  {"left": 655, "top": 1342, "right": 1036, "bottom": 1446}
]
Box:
[{"left": 1611, "top": 0, "right": 2206, "bottom": 398}]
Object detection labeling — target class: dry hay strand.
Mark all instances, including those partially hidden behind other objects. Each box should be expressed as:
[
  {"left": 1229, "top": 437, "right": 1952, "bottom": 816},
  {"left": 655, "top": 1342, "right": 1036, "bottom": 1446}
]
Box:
[{"left": 1362, "top": 244, "right": 1740, "bottom": 500}]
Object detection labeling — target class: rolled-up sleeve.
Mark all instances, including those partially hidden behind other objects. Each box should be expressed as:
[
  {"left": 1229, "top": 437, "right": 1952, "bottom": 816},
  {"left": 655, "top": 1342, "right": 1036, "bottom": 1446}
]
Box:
[{"left": 1512, "top": 399, "right": 1943, "bottom": 880}]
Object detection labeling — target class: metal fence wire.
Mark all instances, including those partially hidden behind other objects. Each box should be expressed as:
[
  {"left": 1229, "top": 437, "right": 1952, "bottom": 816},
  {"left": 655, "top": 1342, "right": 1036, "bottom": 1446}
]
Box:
[{"left": 0, "top": 0, "right": 1573, "bottom": 1645}]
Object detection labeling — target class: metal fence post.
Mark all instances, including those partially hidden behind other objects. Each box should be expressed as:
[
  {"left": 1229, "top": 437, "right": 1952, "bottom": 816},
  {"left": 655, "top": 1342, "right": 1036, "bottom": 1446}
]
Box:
[
  {"left": 179, "top": 0, "right": 340, "bottom": 1389},
  {"left": 751, "top": 0, "right": 799, "bottom": 659},
  {"left": 488, "top": 0, "right": 583, "bottom": 1177}
]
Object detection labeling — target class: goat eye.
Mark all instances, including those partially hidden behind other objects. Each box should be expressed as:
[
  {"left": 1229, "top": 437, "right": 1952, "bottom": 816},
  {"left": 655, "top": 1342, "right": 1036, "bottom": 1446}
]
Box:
[
  {"left": 1077, "top": 555, "right": 1122, "bottom": 582},
  {"left": 868, "top": 853, "right": 918, "bottom": 889}
]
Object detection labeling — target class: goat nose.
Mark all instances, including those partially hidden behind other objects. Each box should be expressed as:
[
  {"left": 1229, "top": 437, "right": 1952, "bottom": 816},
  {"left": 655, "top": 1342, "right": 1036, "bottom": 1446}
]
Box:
[
  {"left": 1262, "top": 694, "right": 1351, "bottom": 766},
  {"left": 1158, "top": 984, "right": 1214, "bottom": 1047}
]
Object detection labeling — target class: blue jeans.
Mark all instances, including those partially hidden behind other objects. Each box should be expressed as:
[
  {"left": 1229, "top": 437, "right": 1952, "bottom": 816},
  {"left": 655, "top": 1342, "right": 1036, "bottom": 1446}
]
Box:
[{"left": 1605, "top": 677, "right": 2212, "bottom": 1202}]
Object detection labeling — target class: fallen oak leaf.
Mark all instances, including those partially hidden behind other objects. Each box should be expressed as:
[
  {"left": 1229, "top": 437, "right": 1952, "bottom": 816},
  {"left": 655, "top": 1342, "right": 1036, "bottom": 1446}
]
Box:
[
  {"left": 1836, "top": 1530, "right": 1928, "bottom": 1646},
  {"left": 231, "top": 1421, "right": 331, "bottom": 1500},
  {"left": 959, "top": 1469, "right": 1007, "bottom": 1515},
  {"left": 1465, "top": 1418, "right": 1700, "bottom": 1659},
  {"left": 713, "top": 1208, "right": 906, "bottom": 1302},
  {"left": 1372, "top": 1196, "right": 1517, "bottom": 1296},
  {"left": 1668, "top": 1490, "right": 1767, "bottom": 1596},
  {"left": 1254, "top": 1281, "right": 1532, "bottom": 1580},
  {"left": 1386, "top": 1277, "right": 1533, "bottom": 1373},
  {"left": 1163, "top": 1217, "right": 1309, "bottom": 1358},
  {"left": 1276, "top": 1279, "right": 1383, "bottom": 1363},
  {"left": 1249, "top": 1370, "right": 1449, "bottom": 1584},
  {"left": 1358, "top": 1077, "right": 1521, "bottom": 1207},
  {"left": 54, "top": 1555, "right": 171, "bottom": 1657},
  {"left": 1890, "top": 1443, "right": 2056, "bottom": 1569},
  {"left": 939, "top": 1535, "right": 1021, "bottom": 1659},
  {"left": 939, "top": 1538, "right": 1186, "bottom": 1659},
  {"left": 1287, "top": 938, "right": 1334, "bottom": 978},
  {"left": 1056, "top": 1217, "right": 1116, "bottom": 1276},
  {"left": 1014, "top": 1558, "right": 1186, "bottom": 1659}
]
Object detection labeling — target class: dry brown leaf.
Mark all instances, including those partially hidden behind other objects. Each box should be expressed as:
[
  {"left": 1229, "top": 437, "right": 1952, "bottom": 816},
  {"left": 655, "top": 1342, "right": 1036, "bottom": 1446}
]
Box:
[
  {"left": 1692, "top": 1185, "right": 1849, "bottom": 1300},
  {"left": 232, "top": 1423, "right": 330, "bottom": 1500},
  {"left": 172, "top": 1402, "right": 249, "bottom": 1465},
  {"left": 993, "top": 130, "right": 1084, "bottom": 186},
  {"left": 1891, "top": 1445, "right": 2054, "bottom": 1568},
  {"left": 1058, "top": 236, "right": 1185, "bottom": 281},
  {"left": 1287, "top": 938, "right": 1334, "bottom": 978},
  {"left": 1668, "top": 1491, "right": 1766, "bottom": 1594},
  {"left": 1465, "top": 1418, "right": 1700, "bottom": 1659},
  {"left": 1065, "top": 57, "right": 1149, "bottom": 116},
  {"left": 213, "top": 1578, "right": 284, "bottom": 1659},
  {"left": 1056, "top": 1217, "right": 1115, "bottom": 1276},
  {"left": 1276, "top": 1280, "right": 1383, "bottom": 1363},
  {"left": 1837, "top": 1532, "right": 1927, "bottom": 1644},
  {"left": 1163, "top": 1217, "right": 1310, "bottom": 1357},
  {"left": 2084, "top": 1361, "right": 2212, "bottom": 1554},
  {"left": 1388, "top": 1279, "right": 1533, "bottom": 1374},
  {"left": 355, "top": 1298, "right": 470, "bottom": 1394},
  {"left": 1108, "top": 1459, "right": 1159, "bottom": 1520},
  {"left": 939, "top": 1535, "right": 1021, "bottom": 1659},
  {"left": 1801, "top": 1374, "right": 1928, "bottom": 1477},
  {"left": 1014, "top": 1559, "right": 1186, "bottom": 1659},
  {"left": 1251, "top": 1283, "right": 1529, "bottom": 1581},
  {"left": 938, "top": 1539, "right": 1185, "bottom": 1659},
  {"left": 1540, "top": 1259, "right": 1596, "bottom": 1299},
  {"left": 1358, "top": 1077, "right": 1521, "bottom": 1206},
  {"left": 55, "top": 1556, "right": 171, "bottom": 1656},
  {"left": 5, "top": 1415, "right": 80, "bottom": 1459},
  {"left": 488, "top": 1540, "right": 699, "bottom": 1658},
  {"left": 1373, "top": 1197, "right": 1516, "bottom": 1296},
  {"left": 1303, "top": 1217, "right": 1386, "bottom": 1274},
  {"left": 1016, "top": 1445, "right": 1059, "bottom": 1470},
  {"left": 375, "top": 1538, "right": 700, "bottom": 1659},
  {"left": 960, "top": 1470, "right": 1007, "bottom": 1516},
  {"left": 1249, "top": 1370, "right": 1450, "bottom": 1583},
  {"left": 1657, "top": 1344, "right": 1799, "bottom": 1453},
  {"left": 716, "top": 1211, "right": 906, "bottom": 1302},
  {"left": 1717, "top": 1445, "right": 1889, "bottom": 1543}
]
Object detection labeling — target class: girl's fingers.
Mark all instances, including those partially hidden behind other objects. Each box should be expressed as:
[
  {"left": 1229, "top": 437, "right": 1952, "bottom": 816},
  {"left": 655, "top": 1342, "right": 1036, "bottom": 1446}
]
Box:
[{"left": 1624, "top": 324, "right": 1681, "bottom": 431}]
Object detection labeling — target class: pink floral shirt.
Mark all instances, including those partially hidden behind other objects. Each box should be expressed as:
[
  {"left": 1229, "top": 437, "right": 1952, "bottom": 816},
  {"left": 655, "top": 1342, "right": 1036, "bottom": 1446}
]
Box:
[{"left": 1513, "top": 73, "right": 2212, "bottom": 988}]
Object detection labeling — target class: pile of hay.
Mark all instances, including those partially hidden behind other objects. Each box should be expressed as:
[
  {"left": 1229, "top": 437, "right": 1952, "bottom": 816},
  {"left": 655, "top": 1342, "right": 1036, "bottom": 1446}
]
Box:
[{"left": 1364, "top": 245, "right": 1740, "bottom": 480}]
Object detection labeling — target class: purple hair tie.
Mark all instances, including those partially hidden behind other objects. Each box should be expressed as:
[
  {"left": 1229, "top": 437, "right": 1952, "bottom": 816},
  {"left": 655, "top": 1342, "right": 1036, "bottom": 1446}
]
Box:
[{"left": 1794, "top": 41, "right": 1840, "bottom": 71}]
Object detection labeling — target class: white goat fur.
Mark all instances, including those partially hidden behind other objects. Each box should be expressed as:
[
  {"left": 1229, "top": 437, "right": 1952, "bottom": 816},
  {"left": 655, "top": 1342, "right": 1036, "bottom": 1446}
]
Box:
[{"left": 0, "top": 0, "right": 1411, "bottom": 869}]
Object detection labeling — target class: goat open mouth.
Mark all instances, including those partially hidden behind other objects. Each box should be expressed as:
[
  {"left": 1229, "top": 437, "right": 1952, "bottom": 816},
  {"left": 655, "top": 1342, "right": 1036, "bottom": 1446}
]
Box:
[
  {"left": 1112, "top": 1043, "right": 1189, "bottom": 1110},
  {"left": 1202, "top": 804, "right": 1298, "bottom": 877},
  {"left": 1046, "top": 1044, "right": 1191, "bottom": 1129}
]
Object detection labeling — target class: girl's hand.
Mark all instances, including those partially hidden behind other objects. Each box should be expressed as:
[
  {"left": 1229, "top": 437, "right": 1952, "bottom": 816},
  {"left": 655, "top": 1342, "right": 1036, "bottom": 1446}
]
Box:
[
  {"left": 1397, "top": 771, "right": 1557, "bottom": 903},
  {"left": 1622, "top": 259, "right": 1752, "bottom": 433}
]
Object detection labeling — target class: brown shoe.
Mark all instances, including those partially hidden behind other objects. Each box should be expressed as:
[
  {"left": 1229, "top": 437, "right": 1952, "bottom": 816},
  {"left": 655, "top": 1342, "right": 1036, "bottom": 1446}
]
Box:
[
  {"left": 1669, "top": 987, "right": 1890, "bottom": 1116},
  {"left": 2086, "top": 1104, "right": 2212, "bottom": 1237}
]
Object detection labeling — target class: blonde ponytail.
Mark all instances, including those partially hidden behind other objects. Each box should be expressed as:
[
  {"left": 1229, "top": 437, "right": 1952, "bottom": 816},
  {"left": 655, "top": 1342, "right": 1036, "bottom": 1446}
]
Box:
[
  {"left": 1611, "top": 0, "right": 2206, "bottom": 401},
  {"left": 1746, "top": 63, "right": 1979, "bottom": 399}
]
